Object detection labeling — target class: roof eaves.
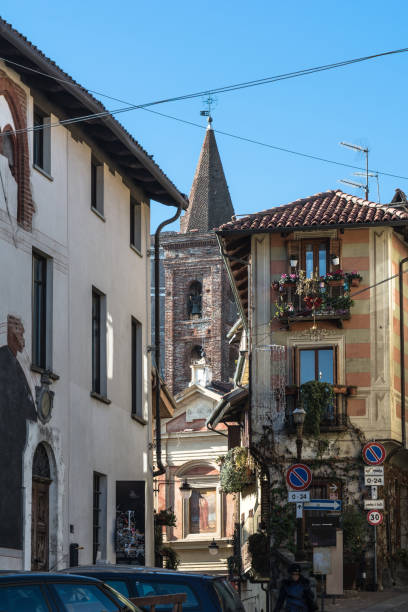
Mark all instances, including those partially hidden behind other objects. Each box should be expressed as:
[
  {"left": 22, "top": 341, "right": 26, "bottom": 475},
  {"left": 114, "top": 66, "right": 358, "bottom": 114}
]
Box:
[{"left": 0, "top": 18, "right": 188, "bottom": 210}]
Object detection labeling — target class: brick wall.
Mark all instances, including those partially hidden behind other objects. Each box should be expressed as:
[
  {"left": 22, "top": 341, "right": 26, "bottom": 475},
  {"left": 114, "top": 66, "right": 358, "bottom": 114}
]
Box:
[
  {"left": 0, "top": 69, "right": 33, "bottom": 230},
  {"left": 163, "top": 232, "right": 238, "bottom": 395}
]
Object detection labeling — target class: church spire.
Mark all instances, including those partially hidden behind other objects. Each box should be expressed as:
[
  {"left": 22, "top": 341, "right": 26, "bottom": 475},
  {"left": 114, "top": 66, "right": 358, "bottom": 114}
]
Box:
[{"left": 180, "top": 112, "right": 235, "bottom": 233}]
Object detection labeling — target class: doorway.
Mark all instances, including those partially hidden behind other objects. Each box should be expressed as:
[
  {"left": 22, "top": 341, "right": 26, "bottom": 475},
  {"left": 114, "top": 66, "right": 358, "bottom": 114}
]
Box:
[{"left": 31, "top": 444, "right": 51, "bottom": 571}]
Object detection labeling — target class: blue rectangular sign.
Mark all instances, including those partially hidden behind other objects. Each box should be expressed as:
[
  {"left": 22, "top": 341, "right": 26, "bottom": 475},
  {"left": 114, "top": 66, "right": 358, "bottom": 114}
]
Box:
[{"left": 303, "top": 499, "right": 342, "bottom": 511}]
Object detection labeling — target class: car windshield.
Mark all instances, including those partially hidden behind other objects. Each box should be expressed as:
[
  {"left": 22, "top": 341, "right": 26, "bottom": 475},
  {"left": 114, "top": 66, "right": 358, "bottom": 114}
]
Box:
[{"left": 213, "top": 579, "right": 245, "bottom": 612}]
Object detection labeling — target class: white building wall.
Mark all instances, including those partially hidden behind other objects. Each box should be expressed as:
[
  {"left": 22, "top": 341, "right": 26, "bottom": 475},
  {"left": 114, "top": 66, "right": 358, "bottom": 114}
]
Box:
[{"left": 0, "top": 60, "right": 154, "bottom": 569}]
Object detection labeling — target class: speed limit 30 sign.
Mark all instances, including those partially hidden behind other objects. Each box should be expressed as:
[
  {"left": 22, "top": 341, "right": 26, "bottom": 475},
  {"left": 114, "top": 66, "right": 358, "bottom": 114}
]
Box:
[{"left": 367, "top": 510, "right": 383, "bottom": 526}]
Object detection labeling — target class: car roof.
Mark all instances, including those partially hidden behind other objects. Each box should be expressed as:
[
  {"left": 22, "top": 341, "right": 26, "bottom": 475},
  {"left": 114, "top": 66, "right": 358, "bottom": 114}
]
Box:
[
  {"left": 62, "top": 565, "right": 220, "bottom": 581},
  {"left": 0, "top": 573, "right": 103, "bottom": 584}
]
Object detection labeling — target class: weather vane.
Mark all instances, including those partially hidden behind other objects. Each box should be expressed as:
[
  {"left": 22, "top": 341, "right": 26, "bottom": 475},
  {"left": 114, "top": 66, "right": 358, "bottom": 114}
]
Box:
[{"left": 200, "top": 94, "right": 217, "bottom": 123}]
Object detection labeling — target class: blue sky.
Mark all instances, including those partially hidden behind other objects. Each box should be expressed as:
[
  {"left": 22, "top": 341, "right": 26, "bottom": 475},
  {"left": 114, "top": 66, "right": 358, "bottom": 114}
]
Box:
[{"left": 2, "top": 1, "right": 408, "bottom": 231}]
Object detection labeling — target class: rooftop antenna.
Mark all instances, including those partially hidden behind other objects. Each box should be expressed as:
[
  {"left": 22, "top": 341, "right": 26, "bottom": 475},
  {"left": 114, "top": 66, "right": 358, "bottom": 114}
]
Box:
[
  {"left": 354, "top": 171, "right": 380, "bottom": 203},
  {"left": 200, "top": 94, "right": 217, "bottom": 128},
  {"left": 338, "top": 178, "right": 366, "bottom": 192},
  {"left": 340, "top": 141, "right": 369, "bottom": 199}
]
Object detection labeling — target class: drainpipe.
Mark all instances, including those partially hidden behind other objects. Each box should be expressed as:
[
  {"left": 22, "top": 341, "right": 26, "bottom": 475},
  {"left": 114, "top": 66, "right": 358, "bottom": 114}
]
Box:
[
  {"left": 399, "top": 257, "right": 408, "bottom": 449},
  {"left": 153, "top": 202, "right": 183, "bottom": 477}
]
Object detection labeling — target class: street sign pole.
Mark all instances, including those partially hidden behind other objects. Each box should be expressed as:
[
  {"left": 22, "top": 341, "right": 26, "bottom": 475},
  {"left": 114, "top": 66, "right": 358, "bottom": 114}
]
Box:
[{"left": 374, "top": 525, "right": 377, "bottom": 591}]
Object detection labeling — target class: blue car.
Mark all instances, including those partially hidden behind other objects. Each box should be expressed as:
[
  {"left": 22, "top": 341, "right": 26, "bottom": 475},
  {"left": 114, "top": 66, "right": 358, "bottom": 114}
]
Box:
[
  {"left": 63, "top": 565, "right": 245, "bottom": 612},
  {"left": 0, "top": 572, "right": 141, "bottom": 611}
]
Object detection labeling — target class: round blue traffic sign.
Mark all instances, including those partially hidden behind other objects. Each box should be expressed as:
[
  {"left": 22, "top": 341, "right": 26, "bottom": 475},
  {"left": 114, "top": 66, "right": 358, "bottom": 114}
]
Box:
[
  {"left": 362, "top": 441, "right": 386, "bottom": 465},
  {"left": 286, "top": 463, "right": 312, "bottom": 491}
]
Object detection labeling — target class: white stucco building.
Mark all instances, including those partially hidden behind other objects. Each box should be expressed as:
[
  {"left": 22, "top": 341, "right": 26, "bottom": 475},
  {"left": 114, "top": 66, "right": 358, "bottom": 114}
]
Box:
[{"left": 0, "top": 19, "right": 187, "bottom": 571}]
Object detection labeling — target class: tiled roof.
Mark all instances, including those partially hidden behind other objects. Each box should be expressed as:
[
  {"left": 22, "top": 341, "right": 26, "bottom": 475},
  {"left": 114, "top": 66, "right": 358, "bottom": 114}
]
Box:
[
  {"left": 218, "top": 190, "right": 408, "bottom": 233},
  {"left": 180, "top": 123, "right": 234, "bottom": 232},
  {"left": 0, "top": 18, "right": 187, "bottom": 208}
]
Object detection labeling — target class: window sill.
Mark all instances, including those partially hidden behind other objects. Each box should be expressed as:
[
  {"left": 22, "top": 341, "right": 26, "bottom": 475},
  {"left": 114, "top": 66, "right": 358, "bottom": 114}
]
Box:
[
  {"left": 31, "top": 364, "right": 60, "bottom": 381},
  {"left": 90, "top": 391, "right": 111, "bottom": 405},
  {"left": 91, "top": 206, "right": 106, "bottom": 222},
  {"left": 131, "top": 413, "right": 147, "bottom": 425},
  {"left": 130, "top": 244, "right": 143, "bottom": 257},
  {"left": 33, "top": 164, "right": 53, "bottom": 181}
]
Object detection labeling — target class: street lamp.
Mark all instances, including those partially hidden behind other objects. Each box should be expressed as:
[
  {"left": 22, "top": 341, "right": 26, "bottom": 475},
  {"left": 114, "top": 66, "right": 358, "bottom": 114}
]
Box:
[
  {"left": 293, "top": 404, "right": 306, "bottom": 562},
  {"left": 293, "top": 405, "right": 306, "bottom": 462},
  {"left": 208, "top": 539, "right": 219, "bottom": 556},
  {"left": 179, "top": 479, "right": 192, "bottom": 501}
]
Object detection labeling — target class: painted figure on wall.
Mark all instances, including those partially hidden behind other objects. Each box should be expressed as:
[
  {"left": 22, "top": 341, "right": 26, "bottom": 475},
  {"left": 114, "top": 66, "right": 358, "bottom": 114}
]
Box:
[{"left": 189, "top": 489, "right": 216, "bottom": 534}]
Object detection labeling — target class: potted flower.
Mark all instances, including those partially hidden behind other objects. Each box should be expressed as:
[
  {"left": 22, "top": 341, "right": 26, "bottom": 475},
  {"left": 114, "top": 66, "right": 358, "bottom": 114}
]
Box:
[
  {"left": 347, "top": 385, "right": 357, "bottom": 396},
  {"left": 279, "top": 272, "right": 298, "bottom": 287},
  {"left": 346, "top": 271, "right": 363, "bottom": 287},
  {"left": 326, "top": 269, "right": 345, "bottom": 286}
]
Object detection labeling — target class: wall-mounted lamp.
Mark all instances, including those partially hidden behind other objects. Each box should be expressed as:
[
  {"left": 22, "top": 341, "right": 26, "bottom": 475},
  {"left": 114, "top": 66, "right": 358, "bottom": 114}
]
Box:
[
  {"left": 208, "top": 539, "right": 219, "bottom": 556},
  {"left": 331, "top": 255, "right": 340, "bottom": 266},
  {"left": 290, "top": 258, "right": 298, "bottom": 268},
  {"left": 179, "top": 479, "right": 192, "bottom": 501}
]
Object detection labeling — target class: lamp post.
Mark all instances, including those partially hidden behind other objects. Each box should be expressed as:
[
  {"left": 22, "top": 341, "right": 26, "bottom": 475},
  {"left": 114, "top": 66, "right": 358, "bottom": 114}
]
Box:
[
  {"left": 293, "top": 405, "right": 306, "bottom": 462},
  {"left": 293, "top": 404, "right": 306, "bottom": 561}
]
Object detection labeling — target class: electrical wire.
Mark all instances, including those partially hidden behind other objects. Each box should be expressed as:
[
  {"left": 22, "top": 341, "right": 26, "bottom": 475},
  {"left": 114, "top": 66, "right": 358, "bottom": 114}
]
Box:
[{"left": 1, "top": 49, "right": 408, "bottom": 181}]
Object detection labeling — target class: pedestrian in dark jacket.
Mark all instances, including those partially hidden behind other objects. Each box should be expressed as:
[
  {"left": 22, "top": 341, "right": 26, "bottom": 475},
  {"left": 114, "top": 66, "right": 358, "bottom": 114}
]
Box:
[{"left": 273, "top": 564, "right": 317, "bottom": 612}]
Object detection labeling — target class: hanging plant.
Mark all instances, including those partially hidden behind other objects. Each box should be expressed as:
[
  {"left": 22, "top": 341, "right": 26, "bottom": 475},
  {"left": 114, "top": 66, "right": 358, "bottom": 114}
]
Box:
[
  {"left": 154, "top": 508, "right": 177, "bottom": 527},
  {"left": 300, "top": 380, "right": 334, "bottom": 437},
  {"left": 248, "top": 532, "right": 269, "bottom": 576},
  {"left": 218, "top": 448, "right": 254, "bottom": 493}
]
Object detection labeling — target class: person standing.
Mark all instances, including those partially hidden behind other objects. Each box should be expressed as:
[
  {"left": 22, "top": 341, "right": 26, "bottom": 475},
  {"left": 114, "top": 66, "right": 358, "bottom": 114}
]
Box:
[{"left": 273, "top": 564, "right": 317, "bottom": 612}]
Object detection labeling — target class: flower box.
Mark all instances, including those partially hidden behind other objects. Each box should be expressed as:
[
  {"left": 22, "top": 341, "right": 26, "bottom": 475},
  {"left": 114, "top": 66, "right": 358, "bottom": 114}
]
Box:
[
  {"left": 333, "top": 385, "right": 347, "bottom": 394},
  {"left": 347, "top": 385, "right": 357, "bottom": 396},
  {"left": 327, "top": 279, "right": 344, "bottom": 287},
  {"left": 351, "top": 278, "right": 360, "bottom": 287}
]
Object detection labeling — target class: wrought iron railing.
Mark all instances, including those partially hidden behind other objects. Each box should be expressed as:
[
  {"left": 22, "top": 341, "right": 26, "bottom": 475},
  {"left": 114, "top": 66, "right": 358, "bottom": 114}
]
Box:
[
  {"left": 285, "top": 386, "right": 348, "bottom": 430},
  {"left": 273, "top": 282, "right": 351, "bottom": 322}
]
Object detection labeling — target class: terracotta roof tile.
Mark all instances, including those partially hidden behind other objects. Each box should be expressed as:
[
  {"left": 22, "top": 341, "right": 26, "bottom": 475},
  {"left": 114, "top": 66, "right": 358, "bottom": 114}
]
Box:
[{"left": 218, "top": 190, "right": 408, "bottom": 233}]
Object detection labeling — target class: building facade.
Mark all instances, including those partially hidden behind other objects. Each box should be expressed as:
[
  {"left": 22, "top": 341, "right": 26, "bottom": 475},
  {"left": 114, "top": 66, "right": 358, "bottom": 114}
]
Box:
[
  {"left": 213, "top": 189, "right": 408, "bottom": 602},
  {"left": 0, "top": 19, "right": 187, "bottom": 571}
]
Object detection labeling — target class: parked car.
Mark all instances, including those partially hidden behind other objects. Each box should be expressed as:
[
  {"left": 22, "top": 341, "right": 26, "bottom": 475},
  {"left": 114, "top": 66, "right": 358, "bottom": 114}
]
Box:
[
  {"left": 0, "top": 572, "right": 141, "bottom": 611},
  {"left": 62, "top": 565, "right": 245, "bottom": 612}
]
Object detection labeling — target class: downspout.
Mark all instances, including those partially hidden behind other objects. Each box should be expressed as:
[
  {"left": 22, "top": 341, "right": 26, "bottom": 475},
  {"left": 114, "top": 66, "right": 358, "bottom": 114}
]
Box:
[
  {"left": 153, "top": 202, "right": 183, "bottom": 476},
  {"left": 399, "top": 257, "right": 408, "bottom": 448}
]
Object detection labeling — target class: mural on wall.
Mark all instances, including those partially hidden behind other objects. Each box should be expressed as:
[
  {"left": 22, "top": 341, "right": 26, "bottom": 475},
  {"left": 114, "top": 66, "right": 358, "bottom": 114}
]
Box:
[
  {"left": 115, "top": 481, "right": 145, "bottom": 565},
  {"left": 189, "top": 488, "right": 216, "bottom": 534}
]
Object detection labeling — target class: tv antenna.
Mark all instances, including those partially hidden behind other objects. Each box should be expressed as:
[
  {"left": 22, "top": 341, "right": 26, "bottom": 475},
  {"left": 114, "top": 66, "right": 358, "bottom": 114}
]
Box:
[
  {"left": 338, "top": 178, "right": 366, "bottom": 192},
  {"left": 340, "top": 142, "right": 369, "bottom": 199},
  {"left": 354, "top": 171, "right": 380, "bottom": 203},
  {"left": 200, "top": 94, "right": 217, "bottom": 125}
]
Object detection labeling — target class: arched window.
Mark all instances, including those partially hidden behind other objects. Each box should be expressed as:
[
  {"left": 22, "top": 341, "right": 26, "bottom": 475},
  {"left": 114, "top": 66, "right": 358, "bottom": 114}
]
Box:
[
  {"left": 187, "top": 281, "right": 202, "bottom": 318},
  {"left": 191, "top": 345, "right": 205, "bottom": 364},
  {"left": 1, "top": 126, "right": 17, "bottom": 179},
  {"left": 32, "top": 443, "right": 51, "bottom": 480}
]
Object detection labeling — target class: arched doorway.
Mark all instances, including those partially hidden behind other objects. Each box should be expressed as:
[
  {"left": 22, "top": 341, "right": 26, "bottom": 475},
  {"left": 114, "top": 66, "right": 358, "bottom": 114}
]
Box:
[{"left": 31, "top": 443, "right": 51, "bottom": 570}]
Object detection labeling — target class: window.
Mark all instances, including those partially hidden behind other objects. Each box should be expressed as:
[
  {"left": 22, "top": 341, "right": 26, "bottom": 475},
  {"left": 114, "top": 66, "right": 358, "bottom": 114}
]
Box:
[
  {"left": 187, "top": 281, "right": 202, "bottom": 318},
  {"left": 299, "top": 347, "right": 335, "bottom": 385},
  {"left": 33, "top": 106, "right": 51, "bottom": 174},
  {"left": 32, "top": 251, "right": 52, "bottom": 369},
  {"left": 51, "top": 583, "right": 118, "bottom": 611},
  {"left": 189, "top": 488, "right": 217, "bottom": 534},
  {"left": 130, "top": 197, "right": 142, "bottom": 252},
  {"left": 0, "top": 585, "right": 49, "bottom": 611},
  {"left": 301, "top": 239, "right": 329, "bottom": 278},
  {"left": 2, "top": 130, "right": 15, "bottom": 175},
  {"left": 93, "top": 472, "right": 107, "bottom": 564},
  {"left": 91, "top": 156, "right": 104, "bottom": 215},
  {"left": 131, "top": 318, "right": 142, "bottom": 418},
  {"left": 92, "top": 288, "right": 107, "bottom": 395}
]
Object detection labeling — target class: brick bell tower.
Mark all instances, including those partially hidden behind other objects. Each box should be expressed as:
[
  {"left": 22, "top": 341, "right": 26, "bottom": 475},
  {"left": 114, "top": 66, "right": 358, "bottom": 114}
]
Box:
[{"left": 163, "top": 117, "right": 237, "bottom": 395}]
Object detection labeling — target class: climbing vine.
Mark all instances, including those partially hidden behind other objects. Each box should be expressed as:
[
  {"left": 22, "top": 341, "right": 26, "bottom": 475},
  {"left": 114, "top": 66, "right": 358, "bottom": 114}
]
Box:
[{"left": 300, "top": 380, "right": 334, "bottom": 437}]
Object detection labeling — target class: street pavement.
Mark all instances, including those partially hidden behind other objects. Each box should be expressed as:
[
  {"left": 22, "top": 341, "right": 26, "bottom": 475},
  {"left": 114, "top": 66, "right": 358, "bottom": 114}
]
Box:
[{"left": 322, "top": 588, "right": 408, "bottom": 611}]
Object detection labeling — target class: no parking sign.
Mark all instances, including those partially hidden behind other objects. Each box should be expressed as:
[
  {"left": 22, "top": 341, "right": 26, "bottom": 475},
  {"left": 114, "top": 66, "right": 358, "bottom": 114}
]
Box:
[
  {"left": 286, "top": 463, "right": 312, "bottom": 491},
  {"left": 362, "top": 442, "right": 386, "bottom": 465}
]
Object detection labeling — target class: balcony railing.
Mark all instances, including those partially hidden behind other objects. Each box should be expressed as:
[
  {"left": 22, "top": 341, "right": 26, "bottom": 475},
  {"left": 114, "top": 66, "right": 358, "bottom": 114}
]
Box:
[
  {"left": 273, "top": 281, "right": 352, "bottom": 328},
  {"left": 285, "top": 385, "right": 348, "bottom": 431}
]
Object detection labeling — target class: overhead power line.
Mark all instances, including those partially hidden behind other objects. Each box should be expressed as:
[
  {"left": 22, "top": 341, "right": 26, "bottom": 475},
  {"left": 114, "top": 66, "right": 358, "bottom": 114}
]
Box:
[
  {"left": 1, "top": 48, "right": 408, "bottom": 181},
  {"left": 1, "top": 46, "right": 408, "bottom": 136}
]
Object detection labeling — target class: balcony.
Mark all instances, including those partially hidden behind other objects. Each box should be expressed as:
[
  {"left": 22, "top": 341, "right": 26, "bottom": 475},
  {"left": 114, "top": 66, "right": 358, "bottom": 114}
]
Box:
[
  {"left": 272, "top": 271, "right": 361, "bottom": 329},
  {"left": 285, "top": 385, "right": 348, "bottom": 432}
]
